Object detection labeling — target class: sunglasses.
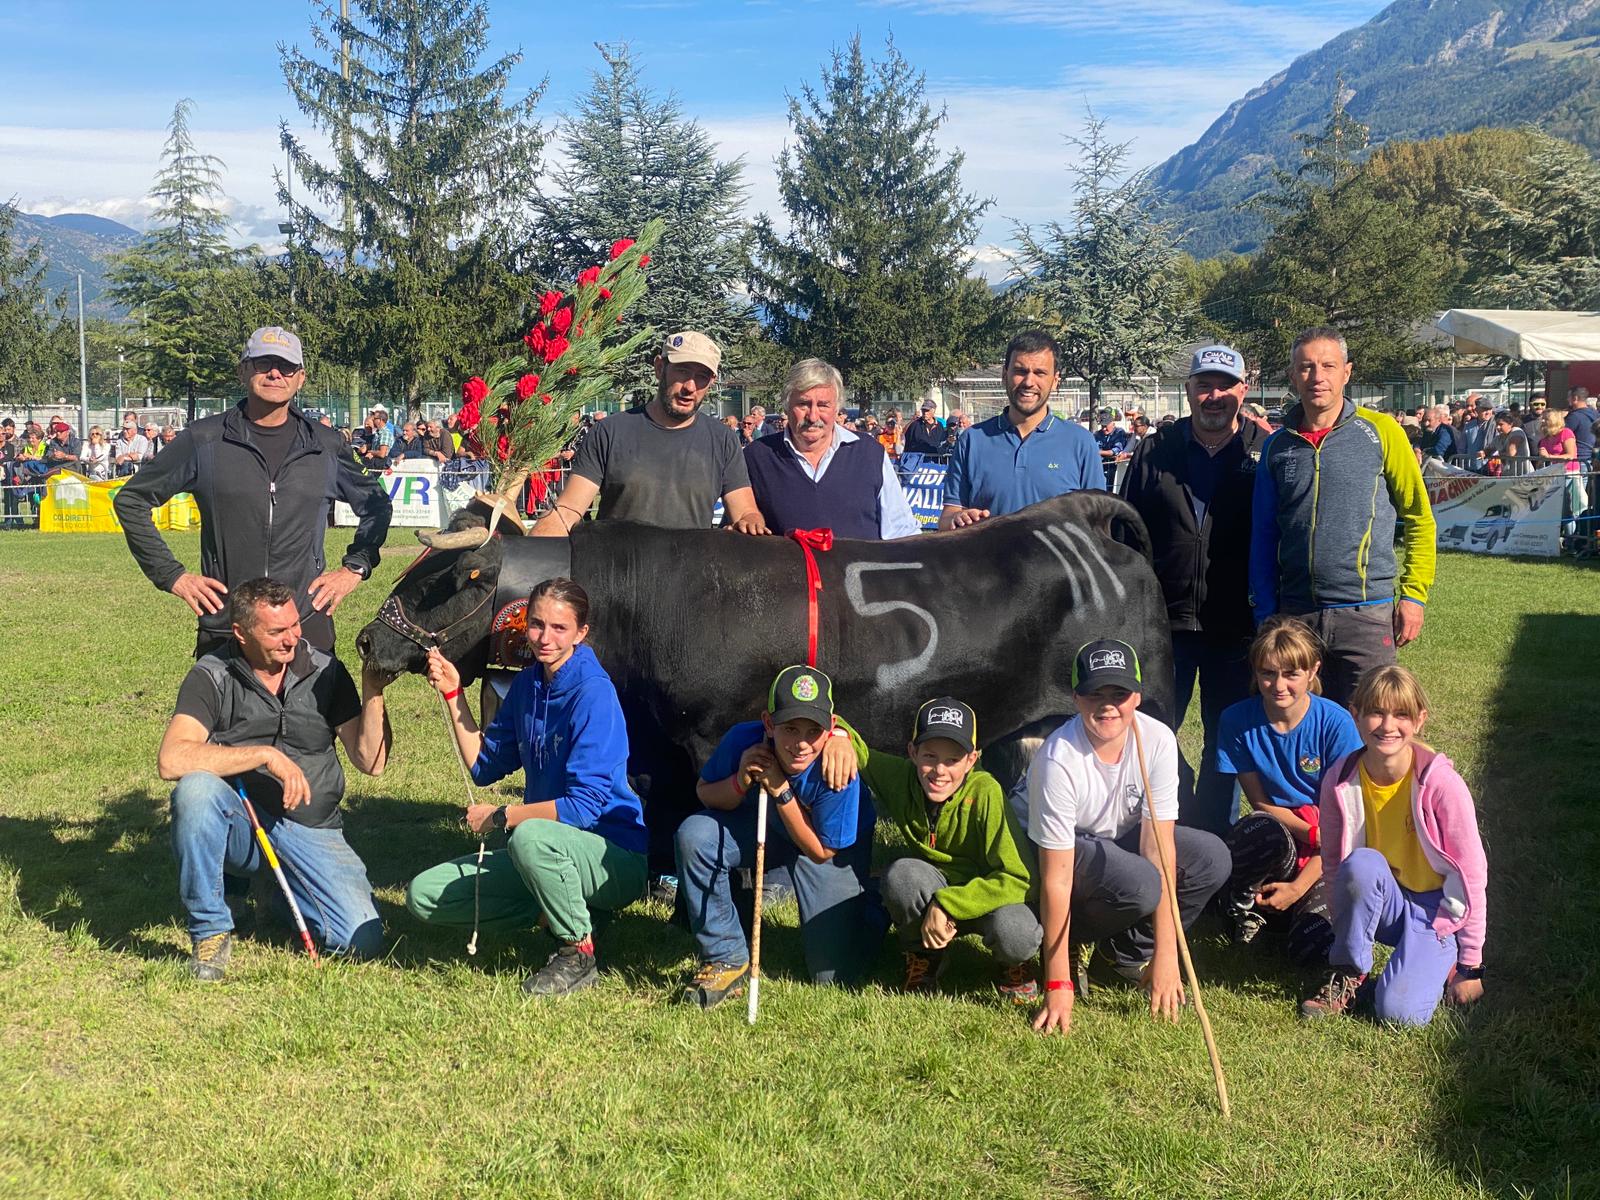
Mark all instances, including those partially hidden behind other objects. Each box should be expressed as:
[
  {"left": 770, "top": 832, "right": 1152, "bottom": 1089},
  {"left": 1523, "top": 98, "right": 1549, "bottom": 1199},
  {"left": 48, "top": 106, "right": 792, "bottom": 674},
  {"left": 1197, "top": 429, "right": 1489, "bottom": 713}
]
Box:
[{"left": 248, "top": 356, "right": 304, "bottom": 376}]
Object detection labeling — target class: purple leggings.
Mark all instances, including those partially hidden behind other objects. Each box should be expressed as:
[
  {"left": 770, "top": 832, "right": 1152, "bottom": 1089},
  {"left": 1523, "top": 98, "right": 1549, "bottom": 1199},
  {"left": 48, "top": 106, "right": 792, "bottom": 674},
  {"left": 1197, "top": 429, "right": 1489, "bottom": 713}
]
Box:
[{"left": 1330, "top": 847, "right": 1457, "bottom": 1026}]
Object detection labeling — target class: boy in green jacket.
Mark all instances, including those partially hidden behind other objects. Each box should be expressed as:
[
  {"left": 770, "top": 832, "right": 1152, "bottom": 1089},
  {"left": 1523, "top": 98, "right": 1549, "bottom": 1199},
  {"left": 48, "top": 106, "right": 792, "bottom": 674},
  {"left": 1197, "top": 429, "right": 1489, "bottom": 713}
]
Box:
[{"left": 837, "top": 697, "right": 1039, "bottom": 1003}]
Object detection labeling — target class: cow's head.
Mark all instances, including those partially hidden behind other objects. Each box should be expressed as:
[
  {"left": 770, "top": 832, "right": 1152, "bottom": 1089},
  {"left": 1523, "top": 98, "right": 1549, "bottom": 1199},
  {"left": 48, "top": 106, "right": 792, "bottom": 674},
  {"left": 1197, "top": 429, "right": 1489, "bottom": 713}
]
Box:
[{"left": 355, "top": 510, "right": 503, "bottom": 684}]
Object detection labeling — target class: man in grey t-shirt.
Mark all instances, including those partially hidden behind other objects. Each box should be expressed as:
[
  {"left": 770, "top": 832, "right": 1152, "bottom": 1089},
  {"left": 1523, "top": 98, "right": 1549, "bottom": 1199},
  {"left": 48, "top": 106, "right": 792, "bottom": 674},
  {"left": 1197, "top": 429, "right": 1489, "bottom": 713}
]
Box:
[{"left": 532, "top": 331, "right": 766, "bottom": 534}]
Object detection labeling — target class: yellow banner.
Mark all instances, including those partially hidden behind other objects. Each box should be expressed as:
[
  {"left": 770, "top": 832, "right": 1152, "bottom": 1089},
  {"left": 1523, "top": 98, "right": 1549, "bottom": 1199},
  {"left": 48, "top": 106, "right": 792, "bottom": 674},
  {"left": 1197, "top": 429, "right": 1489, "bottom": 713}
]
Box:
[{"left": 37, "top": 471, "right": 201, "bottom": 533}]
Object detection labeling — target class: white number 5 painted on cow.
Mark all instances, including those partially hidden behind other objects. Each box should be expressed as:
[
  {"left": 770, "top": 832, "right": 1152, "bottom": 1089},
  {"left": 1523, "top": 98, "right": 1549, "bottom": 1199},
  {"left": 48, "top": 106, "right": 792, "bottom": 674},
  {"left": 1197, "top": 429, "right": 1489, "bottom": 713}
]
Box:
[{"left": 843, "top": 562, "right": 938, "bottom": 692}]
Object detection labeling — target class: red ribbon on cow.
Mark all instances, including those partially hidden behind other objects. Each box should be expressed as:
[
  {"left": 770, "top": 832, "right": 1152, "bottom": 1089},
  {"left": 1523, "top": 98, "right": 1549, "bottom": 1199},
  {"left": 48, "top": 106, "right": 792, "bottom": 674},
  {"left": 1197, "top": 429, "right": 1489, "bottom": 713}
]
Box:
[{"left": 787, "top": 528, "right": 832, "bottom": 667}]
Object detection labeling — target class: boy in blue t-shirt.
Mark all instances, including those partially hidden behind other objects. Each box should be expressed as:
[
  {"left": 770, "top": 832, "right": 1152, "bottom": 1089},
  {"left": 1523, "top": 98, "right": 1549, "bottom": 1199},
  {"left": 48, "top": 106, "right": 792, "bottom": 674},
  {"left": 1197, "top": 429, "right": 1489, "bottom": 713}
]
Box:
[
  {"left": 675, "top": 665, "right": 878, "bottom": 1008},
  {"left": 1217, "top": 618, "right": 1363, "bottom": 960}
]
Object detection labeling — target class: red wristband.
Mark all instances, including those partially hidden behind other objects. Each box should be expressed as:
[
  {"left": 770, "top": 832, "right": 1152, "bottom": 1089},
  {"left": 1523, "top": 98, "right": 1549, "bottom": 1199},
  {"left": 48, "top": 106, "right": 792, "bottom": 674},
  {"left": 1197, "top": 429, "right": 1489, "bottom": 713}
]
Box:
[
  {"left": 1045, "top": 979, "right": 1074, "bottom": 992},
  {"left": 443, "top": 687, "right": 461, "bottom": 701}
]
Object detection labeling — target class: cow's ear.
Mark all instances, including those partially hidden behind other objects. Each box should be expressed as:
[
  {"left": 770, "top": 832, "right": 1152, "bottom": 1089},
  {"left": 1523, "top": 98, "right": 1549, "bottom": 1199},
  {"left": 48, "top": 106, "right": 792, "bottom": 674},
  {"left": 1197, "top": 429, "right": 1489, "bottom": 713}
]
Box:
[{"left": 452, "top": 538, "right": 503, "bottom": 588}]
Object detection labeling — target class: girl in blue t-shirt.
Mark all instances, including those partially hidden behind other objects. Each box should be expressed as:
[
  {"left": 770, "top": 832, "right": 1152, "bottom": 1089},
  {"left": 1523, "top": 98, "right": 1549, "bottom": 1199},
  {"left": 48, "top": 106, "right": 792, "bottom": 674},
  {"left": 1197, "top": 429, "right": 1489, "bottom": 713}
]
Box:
[{"left": 1216, "top": 617, "right": 1364, "bottom": 961}]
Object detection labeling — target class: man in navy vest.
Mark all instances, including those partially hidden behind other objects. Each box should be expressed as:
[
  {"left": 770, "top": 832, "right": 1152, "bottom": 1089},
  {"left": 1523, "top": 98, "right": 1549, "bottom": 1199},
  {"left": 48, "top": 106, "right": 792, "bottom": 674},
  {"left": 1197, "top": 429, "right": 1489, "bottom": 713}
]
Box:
[{"left": 739, "top": 358, "right": 920, "bottom": 540}]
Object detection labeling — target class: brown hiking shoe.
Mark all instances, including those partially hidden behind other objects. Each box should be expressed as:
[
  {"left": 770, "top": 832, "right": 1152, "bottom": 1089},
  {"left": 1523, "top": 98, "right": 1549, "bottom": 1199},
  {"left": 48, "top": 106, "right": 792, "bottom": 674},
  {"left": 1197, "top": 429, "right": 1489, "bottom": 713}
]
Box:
[
  {"left": 1300, "top": 967, "right": 1369, "bottom": 1020},
  {"left": 681, "top": 961, "right": 749, "bottom": 1009},
  {"left": 994, "top": 959, "right": 1039, "bottom": 1006}
]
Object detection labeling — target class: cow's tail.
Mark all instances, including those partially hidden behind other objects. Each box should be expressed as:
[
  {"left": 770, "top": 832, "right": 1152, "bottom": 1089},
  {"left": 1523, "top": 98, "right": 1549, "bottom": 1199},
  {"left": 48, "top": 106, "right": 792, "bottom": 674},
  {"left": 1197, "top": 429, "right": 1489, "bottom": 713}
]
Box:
[{"left": 1060, "top": 490, "right": 1154, "bottom": 563}]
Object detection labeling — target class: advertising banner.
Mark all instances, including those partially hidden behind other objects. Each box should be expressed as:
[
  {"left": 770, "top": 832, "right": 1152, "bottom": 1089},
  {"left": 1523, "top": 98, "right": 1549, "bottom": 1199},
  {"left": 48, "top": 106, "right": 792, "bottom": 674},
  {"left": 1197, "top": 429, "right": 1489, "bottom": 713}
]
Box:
[
  {"left": 1424, "top": 460, "right": 1568, "bottom": 558},
  {"left": 335, "top": 460, "right": 444, "bottom": 527},
  {"left": 37, "top": 471, "right": 199, "bottom": 533},
  {"left": 899, "top": 462, "right": 947, "bottom": 529}
]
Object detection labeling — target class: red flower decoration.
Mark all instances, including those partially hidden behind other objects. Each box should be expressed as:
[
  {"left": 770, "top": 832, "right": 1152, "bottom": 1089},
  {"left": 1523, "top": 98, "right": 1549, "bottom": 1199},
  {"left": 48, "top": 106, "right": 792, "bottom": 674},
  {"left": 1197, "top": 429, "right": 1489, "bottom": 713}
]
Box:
[
  {"left": 458, "top": 398, "right": 481, "bottom": 429},
  {"left": 609, "top": 238, "right": 635, "bottom": 260},
  {"left": 462, "top": 376, "right": 489, "bottom": 405},
  {"left": 515, "top": 373, "right": 540, "bottom": 401},
  {"left": 495, "top": 433, "right": 510, "bottom": 461},
  {"left": 566, "top": 366, "right": 578, "bottom": 376},
  {"left": 576, "top": 265, "right": 602, "bottom": 288},
  {"left": 599, "top": 287, "right": 611, "bottom": 300},
  {"left": 538, "top": 290, "right": 563, "bottom": 316},
  {"left": 539, "top": 393, "right": 553, "bottom": 405},
  {"left": 542, "top": 335, "right": 570, "bottom": 364},
  {"left": 574, "top": 324, "right": 584, "bottom": 338},
  {"left": 524, "top": 325, "right": 548, "bottom": 354},
  {"left": 638, "top": 254, "right": 651, "bottom": 268},
  {"left": 550, "top": 307, "right": 573, "bottom": 335}
]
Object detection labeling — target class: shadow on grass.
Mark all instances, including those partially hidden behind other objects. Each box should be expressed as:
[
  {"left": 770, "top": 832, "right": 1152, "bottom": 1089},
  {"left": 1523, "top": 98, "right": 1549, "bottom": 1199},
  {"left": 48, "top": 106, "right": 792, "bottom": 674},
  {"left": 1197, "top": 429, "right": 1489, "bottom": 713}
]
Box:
[{"left": 1430, "top": 613, "right": 1600, "bottom": 1197}]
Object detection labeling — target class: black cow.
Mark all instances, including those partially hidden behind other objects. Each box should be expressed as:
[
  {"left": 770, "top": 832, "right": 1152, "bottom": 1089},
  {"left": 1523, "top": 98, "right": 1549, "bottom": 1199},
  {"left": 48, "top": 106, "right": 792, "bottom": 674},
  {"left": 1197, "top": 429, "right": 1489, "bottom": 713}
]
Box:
[{"left": 358, "top": 491, "right": 1174, "bottom": 868}]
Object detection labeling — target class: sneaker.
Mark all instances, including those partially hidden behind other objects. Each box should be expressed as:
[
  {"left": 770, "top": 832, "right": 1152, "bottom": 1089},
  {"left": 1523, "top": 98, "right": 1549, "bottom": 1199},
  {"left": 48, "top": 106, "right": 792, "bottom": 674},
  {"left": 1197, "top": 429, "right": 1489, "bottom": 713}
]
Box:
[
  {"left": 648, "top": 874, "right": 679, "bottom": 907},
  {"left": 1231, "top": 907, "right": 1268, "bottom": 946},
  {"left": 522, "top": 944, "right": 599, "bottom": 997},
  {"left": 901, "top": 949, "right": 943, "bottom": 994},
  {"left": 188, "top": 932, "right": 233, "bottom": 982},
  {"left": 1069, "top": 943, "right": 1092, "bottom": 998},
  {"left": 681, "top": 961, "right": 749, "bottom": 1009},
  {"left": 994, "top": 960, "right": 1039, "bottom": 1006},
  {"left": 1299, "top": 967, "right": 1369, "bottom": 1020}
]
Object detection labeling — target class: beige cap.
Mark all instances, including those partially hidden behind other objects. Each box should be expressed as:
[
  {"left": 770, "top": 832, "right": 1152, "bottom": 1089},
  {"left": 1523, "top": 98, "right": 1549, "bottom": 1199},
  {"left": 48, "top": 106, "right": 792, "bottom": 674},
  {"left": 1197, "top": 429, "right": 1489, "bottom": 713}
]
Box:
[{"left": 661, "top": 330, "right": 721, "bottom": 373}]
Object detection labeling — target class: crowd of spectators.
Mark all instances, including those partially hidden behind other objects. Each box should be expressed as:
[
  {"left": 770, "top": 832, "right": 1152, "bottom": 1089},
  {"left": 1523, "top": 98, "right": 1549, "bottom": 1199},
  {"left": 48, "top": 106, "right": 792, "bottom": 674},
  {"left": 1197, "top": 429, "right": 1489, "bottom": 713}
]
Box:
[{"left": 1, "top": 411, "right": 181, "bottom": 529}]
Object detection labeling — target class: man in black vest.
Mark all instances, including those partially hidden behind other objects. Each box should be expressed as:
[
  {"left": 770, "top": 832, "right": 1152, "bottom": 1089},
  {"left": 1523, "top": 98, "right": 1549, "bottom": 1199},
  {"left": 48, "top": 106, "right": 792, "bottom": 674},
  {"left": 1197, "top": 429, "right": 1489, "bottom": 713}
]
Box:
[
  {"left": 739, "top": 358, "right": 920, "bottom": 539},
  {"left": 1119, "top": 344, "right": 1266, "bottom": 836},
  {"left": 157, "top": 577, "right": 394, "bottom": 981}
]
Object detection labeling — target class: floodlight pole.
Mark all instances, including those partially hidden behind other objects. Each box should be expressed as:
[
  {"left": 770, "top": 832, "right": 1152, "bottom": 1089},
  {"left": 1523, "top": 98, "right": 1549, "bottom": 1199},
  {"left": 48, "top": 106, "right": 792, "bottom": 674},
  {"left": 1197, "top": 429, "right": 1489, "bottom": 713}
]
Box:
[{"left": 77, "top": 273, "right": 88, "bottom": 437}]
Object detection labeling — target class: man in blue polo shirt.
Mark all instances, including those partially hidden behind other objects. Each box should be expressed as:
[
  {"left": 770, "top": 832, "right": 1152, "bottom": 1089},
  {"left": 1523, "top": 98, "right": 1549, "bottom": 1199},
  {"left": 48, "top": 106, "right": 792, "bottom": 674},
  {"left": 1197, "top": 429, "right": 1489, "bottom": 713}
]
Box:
[
  {"left": 675, "top": 665, "right": 879, "bottom": 1008},
  {"left": 938, "top": 329, "right": 1102, "bottom": 529}
]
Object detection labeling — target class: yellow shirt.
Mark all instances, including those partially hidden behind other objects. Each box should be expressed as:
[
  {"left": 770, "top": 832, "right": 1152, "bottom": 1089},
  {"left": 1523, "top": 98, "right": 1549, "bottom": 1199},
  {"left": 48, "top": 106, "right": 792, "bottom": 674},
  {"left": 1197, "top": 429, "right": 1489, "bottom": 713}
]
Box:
[{"left": 1358, "top": 761, "right": 1444, "bottom": 893}]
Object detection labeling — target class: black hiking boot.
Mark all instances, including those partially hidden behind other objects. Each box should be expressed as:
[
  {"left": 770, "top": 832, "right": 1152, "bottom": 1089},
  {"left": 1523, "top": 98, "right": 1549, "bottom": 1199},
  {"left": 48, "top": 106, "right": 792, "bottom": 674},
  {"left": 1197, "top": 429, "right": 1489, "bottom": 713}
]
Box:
[
  {"left": 188, "top": 932, "right": 233, "bottom": 983},
  {"left": 522, "top": 944, "right": 599, "bottom": 997}
]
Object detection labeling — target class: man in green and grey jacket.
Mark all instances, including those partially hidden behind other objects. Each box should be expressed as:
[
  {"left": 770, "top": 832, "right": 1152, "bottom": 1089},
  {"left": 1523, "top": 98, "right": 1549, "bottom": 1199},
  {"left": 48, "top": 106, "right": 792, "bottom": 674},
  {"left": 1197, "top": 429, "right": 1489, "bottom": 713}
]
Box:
[
  {"left": 835, "top": 697, "right": 1038, "bottom": 1004},
  {"left": 1250, "top": 326, "right": 1436, "bottom": 705}
]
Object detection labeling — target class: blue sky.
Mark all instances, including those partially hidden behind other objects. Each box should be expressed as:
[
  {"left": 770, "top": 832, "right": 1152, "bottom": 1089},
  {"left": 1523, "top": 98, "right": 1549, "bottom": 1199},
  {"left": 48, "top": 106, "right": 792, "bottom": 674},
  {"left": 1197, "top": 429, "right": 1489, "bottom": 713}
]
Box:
[{"left": 0, "top": 0, "right": 1386, "bottom": 274}]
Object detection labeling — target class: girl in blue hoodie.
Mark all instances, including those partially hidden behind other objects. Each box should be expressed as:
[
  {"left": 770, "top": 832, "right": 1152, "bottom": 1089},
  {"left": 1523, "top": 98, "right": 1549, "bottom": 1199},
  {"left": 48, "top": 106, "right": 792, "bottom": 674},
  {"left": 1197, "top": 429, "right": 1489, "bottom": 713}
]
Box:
[{"left": 406, "top": 577, "right": 647, "bottom": 997}]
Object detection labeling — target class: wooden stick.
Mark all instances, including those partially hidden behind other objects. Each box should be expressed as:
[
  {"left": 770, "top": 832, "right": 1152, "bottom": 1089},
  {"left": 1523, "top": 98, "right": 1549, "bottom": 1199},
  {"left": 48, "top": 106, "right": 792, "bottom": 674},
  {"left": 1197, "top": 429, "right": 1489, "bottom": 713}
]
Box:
[
  {"left": 436, "top": 680, "right": 485, "bottom": 956},
  {"left": 1130, "top": 716, "right": 1231, "bottom": 1119},
  {"left": 746, "top": 787, "right": 770, "bottom": 1025}
]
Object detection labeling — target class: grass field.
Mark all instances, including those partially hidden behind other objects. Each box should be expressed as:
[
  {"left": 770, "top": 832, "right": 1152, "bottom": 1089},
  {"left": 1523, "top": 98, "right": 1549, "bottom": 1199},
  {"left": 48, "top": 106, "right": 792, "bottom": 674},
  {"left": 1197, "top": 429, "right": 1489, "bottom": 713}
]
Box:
[{"left": 1, "top": 531, "right": 1597, "bottom": 1199}]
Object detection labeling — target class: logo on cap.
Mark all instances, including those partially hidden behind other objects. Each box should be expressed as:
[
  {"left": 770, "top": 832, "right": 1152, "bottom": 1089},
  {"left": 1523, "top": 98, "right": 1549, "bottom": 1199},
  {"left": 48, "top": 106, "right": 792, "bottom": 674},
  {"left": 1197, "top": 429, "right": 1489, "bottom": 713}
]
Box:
[
  {"left": 1198, "top": 348, "right": 1235, "bottom": 368},
  {"left": 1088, "top": 648, "right": 1127, "bottom": 673},
  {"left": 927, "top": 706, "right": 965, "bottom": 728},
  {"left": 791, "top": 674, "right": 819, "bottom": 702},
  {"left": 671, "top": 334, "right": 684, "bottom": 348},
  {"left": 261, "top": 330, "right": 291, "bottom": 346}
]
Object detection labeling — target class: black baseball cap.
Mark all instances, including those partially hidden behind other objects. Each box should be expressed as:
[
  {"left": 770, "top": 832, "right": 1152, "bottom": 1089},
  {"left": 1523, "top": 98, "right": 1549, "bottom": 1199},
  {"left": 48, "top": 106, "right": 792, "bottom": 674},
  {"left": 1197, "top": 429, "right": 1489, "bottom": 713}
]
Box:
[
  {"left": 1072, "top": 639, "right": 1143, "bottom": 696},
  {"left": 767, "top": 665, "right": 835, "bottom": 728},
  {"left": 912, "top": 696, "right": 977, "bottom": 754}
]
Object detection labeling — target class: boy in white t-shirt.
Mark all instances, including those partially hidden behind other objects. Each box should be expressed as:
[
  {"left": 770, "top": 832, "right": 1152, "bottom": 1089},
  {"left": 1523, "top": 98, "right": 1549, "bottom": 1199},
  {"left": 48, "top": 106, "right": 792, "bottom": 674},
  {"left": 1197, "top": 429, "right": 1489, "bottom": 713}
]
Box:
[{"left": 1023, "top": 639, "right": 1231, "bottom": 1035}]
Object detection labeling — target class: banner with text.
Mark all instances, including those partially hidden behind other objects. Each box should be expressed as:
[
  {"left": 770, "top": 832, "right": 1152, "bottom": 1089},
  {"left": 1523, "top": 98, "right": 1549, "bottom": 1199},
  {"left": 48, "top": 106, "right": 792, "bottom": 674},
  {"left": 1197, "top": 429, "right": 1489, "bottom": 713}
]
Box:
[
  {"left": 1424, "top": 461, "right": 1568, "bottom": 558},
  {"left": 900, "top": 462, "right": 947, "bottom": 529},
  {"left": 37, "top": 471, "right": 200, "bottom": 533},
  {"left": 335, "top": 460, "right": 446, "bottom": 528}
]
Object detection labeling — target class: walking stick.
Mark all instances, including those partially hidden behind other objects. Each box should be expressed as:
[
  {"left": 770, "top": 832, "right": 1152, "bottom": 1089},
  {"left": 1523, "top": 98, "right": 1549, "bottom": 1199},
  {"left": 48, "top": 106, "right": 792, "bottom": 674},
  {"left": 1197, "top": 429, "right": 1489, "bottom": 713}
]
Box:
[
  {"left": 234, "top": 780, "right": 320, "bottom": 964},
  {"left": 435, "top": 680, "right": 485, "bottom": 956},
  {"left": 746, "top": 785, "right": 770, "bottom": 1025},
  {"left": 1129, "top": 718, "right": 1230, "bottom": 1119}
]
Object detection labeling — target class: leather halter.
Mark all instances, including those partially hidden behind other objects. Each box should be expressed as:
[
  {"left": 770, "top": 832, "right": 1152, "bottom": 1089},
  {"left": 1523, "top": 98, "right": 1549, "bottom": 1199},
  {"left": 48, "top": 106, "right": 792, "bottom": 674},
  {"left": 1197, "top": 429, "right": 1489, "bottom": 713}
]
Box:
[{"left": 374, "top": 588, "right": 495, "bottom": 651}]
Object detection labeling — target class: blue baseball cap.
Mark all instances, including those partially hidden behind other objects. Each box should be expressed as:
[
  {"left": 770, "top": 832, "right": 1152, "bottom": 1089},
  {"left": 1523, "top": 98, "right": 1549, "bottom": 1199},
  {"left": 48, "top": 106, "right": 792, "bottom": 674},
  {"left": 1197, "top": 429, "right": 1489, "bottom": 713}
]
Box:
[{"left": 1187, "top": 344, "right": 1245, "bottom": 382}]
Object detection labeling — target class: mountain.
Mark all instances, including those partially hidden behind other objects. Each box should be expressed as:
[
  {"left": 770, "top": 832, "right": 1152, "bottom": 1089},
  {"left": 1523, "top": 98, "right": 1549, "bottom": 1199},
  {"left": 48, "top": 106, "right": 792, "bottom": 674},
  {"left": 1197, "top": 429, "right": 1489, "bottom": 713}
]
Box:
[
  {"left": 1155, "top": 0, "right": 1600, "bottom": 257},
  {"left": 11, "top": 211, "right": 141, "bottom": 317}
]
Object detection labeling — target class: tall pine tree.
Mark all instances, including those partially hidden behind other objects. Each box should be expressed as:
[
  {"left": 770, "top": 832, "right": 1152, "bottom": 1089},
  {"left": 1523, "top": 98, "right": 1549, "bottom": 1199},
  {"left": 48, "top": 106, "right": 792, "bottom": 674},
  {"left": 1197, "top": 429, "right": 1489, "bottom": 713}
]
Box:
[
  {"left": 0, "top": 203, "right": 72, "bottom": 406},
  {"left": 530, "top": 44, "right": 749, "bottom": 402},
  {"left": 279, "top": 0, "right": 545, "bottom": 410},
  {"left": 748, "top": 35, "right": 994, "bottom": 404},
  {"left": 1245, "top": 83, "right": 1450, "bottom": 384},
  {"left": 109, "top": 99, "right": 254, "bottom": 420},
  {"left": 1010, "top": 111, "right": 1192, "bottom": 409}
]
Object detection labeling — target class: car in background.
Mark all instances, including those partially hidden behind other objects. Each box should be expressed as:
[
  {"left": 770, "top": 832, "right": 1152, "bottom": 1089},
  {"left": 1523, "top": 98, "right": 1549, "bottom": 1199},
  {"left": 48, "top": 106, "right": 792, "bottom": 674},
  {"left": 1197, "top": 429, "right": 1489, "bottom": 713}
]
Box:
[{"left": 1469, "top": 503, "right": 1517, "bottom": 550}]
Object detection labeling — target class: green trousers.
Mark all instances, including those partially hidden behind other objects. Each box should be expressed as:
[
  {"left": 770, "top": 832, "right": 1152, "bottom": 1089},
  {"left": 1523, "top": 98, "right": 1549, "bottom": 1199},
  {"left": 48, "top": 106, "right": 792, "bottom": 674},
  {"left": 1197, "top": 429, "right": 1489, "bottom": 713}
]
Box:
[{"left": 406, "top": 818, "right": 647, "bottom": 943}]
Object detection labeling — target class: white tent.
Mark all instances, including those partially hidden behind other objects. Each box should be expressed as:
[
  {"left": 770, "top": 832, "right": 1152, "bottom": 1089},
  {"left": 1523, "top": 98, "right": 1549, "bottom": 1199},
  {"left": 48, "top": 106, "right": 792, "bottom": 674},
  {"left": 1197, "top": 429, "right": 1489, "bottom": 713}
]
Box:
[{"left": 1432, "top": 309, "right": 1600, "bottom": 361}]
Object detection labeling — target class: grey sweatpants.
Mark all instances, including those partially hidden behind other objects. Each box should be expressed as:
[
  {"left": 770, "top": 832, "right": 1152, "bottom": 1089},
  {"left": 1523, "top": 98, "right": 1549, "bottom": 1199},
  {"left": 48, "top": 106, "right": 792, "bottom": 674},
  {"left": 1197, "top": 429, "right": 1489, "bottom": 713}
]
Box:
[{"left": 880, "top": 856, "right": 1041, "bottom": 966}]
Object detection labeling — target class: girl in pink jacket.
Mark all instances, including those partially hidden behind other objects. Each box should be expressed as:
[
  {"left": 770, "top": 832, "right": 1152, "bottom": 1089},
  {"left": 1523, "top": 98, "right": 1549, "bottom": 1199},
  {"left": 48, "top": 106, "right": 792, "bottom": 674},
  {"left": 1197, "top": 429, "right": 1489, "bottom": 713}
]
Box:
[{"left": 1299, "top": 665, "right": 1488, "bottom": 1025}]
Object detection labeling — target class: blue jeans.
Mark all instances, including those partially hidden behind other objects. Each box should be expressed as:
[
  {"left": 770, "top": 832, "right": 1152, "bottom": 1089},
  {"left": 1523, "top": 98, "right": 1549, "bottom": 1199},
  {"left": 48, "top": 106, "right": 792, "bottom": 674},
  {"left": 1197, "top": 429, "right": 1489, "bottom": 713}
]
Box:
[
  {"left": 1330, "top": 848, "right": 1456, "bottom": 1026},
  {"left": 675, "top": 803, "right": 880, "bottom": 984},
  {"left": 169, "top": 772, "right": 383, "bottom": 958},
  {"left": 1170, "top": 631, "right": 1253, "bottom": 837}
]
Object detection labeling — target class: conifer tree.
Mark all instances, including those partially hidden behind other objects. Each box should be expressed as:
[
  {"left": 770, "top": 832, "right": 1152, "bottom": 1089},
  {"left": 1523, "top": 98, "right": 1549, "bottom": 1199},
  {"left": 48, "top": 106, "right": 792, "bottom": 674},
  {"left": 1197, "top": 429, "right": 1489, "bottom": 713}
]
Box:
[
  {"left": 0, "top": 202, "right": 71, "bottom": 406},
  {"left": 109, "top": 99, "right": 253, "bottom": 420},
  {"left": 1465, "top": 128, "right": 1600, "bottom": 310},
  {"left": 1009, "top": 111, "right": 1192, "bottom": 409},
  {"left": 1245, "top": 83, "right": 1450, "bottom": 383},
  {"left": 748, "top": 35, "right": 994, "bottom": 404},
  {"left": 279, "top": 0, "right": 545, "bottom": 409},
  {"left": 530, "top": 44, "right": 748, "bottom": 403}
]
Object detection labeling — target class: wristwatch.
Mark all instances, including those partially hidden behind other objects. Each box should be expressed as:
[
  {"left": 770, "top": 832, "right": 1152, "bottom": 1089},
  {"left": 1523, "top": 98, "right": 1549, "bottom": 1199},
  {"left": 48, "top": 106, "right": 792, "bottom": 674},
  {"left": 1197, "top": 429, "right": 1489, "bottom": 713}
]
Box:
[
  {"left": 1453, "top": 963, "right": 1485, "bottom": 981},
  {"left": 771, "top": 784, "right": 796, "bottom": 806},
  {"left": 342, "top": 558, "right": 371, "bottom": 580},
  {"left": 490, "top": 805, "right": 509, "bottom": 832}
]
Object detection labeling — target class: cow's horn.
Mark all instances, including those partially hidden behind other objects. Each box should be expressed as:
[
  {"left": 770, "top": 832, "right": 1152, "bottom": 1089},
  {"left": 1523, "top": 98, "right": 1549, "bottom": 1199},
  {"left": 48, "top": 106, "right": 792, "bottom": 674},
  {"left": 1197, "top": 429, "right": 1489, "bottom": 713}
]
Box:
[{"left": 415, "top": 526, "right": 494, "bottom": 550}]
